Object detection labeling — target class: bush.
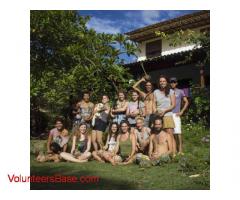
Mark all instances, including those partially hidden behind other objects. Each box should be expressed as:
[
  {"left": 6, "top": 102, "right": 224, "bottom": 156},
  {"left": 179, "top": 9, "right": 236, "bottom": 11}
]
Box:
[{"left": 182, "top": 84, "right": 210, "bottom": 127}]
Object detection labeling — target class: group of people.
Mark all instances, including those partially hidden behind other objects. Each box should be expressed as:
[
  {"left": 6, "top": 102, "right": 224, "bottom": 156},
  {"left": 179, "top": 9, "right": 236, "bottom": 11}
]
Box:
[{"left": 36, "top": 75, "right": 189, "bottom": 166}]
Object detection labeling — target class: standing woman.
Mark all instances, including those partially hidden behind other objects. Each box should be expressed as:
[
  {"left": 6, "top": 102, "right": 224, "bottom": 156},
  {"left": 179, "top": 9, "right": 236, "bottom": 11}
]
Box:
[
  {"left": 114, "top": 120, "right": 136, "bottom": 165},
  {"left": 60, "top": 122, "right": 91, "bottom": 163},
  {"left": 153, "top": 75, "right": 177, "bottom": 155},
  {"left": 126, "top": 90, "right": 145, "bottom": 128},
  {"left": 91, "top": 95, "right": 110, "bottom": 151},
  {"left": 110, "top": 91, "right": 128, "bottom": 125}
]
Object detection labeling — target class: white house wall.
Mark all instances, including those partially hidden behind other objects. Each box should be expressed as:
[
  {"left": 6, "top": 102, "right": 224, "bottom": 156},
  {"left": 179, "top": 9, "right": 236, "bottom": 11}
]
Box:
[{"left": 136, "top": 26, "right": 209, "bottom": 61}]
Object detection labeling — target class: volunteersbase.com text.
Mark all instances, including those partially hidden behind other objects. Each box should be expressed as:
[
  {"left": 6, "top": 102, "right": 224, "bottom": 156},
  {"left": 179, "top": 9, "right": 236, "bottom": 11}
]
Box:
[{"left": 8, "top": 174, "right": 100, "bottom": 183}]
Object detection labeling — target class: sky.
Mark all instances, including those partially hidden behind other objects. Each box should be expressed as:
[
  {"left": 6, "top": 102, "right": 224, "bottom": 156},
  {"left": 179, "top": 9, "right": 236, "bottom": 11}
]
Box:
[{"left": 78, "top": 10, "right": 200, "bottom": 63}]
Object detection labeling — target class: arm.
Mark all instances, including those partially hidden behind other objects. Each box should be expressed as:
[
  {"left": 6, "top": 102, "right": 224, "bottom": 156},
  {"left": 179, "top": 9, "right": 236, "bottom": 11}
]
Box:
[
  {"left": 148, "top": 135, "right": 154, "bottom": 157},
  {"left": 126, "top": 105, "right": 130, "bottom": 117},
  {"left": 112, "top": 102, "right": 128, "bottom": 113},
  {"left": 152, "top": 95, "right": 157, "bottom": 113},
  {"left": 132, "top": 78, "right": 146, "bottom": 99},
  {"left": 177, "top": 96, "right": 189, "bottom": 116},
  {"left": 113, "top": 135, "right": 120, "bottom": 155},
  {"left": 84, "top": 135, "right": 92, "bottom": 153},
  {"left": 103, "top": 134, "right": 110, "bottom": 150},
  {"left": 47, "top": 133, "right": 53, "bottom": 153},
  {"left": 62, "top": 144, "right": 68, "bottom": 152},
  {"left": 70, "top": 136, "right": 76, "bottom": 154},
  {"left": 110, "top": 107, "right": 115, "bottom": 118}
]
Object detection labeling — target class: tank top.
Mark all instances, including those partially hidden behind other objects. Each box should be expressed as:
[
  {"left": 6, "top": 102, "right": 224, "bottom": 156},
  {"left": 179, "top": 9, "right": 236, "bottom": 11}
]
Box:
[
  {"left": 153, "top": 89, "right": 174, "bottom": 116},
  {"left": 107, "top": 135, "right": 117, "bottom": 152},
  {"left": 77, "top": 137, "right": 88, "bottom": 153},
  {"left": 119, "top": 133, "right": 132, "bottom": 158},
  {"left": 80, "top": 103, "right": 93, "bottom": 118}
]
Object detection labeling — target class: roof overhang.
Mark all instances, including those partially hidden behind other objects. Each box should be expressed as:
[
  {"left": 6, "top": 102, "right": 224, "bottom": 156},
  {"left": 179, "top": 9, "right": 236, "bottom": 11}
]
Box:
[
  {"left": 125, "top": 10, "right": 210, "bottom": 43},
  {"left": 123, "top": 48, "right": 206, "bottom": 73}
]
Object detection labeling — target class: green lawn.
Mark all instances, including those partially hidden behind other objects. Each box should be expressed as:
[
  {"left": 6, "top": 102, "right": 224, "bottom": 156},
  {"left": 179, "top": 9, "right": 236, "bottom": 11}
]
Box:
[{"left": 30, "top": 124, "right": 210, "bottom": 190}]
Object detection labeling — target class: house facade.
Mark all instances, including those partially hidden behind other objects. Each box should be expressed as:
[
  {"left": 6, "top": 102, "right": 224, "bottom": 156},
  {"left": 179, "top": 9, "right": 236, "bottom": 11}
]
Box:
[{"left": 124, "top": 10, "right": 210, "bottom": 94}]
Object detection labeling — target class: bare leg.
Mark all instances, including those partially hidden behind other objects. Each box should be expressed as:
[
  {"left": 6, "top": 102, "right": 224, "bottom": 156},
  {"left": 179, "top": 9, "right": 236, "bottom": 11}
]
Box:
[
  {"left": 91, "top": 130, "right": 98, "bottom": 151},
  {"left": 77, "top": 152, "right": 92, "bottom": 161},
  {"left": 92, "top": 151, "right": 105, "bottom": 162},
  {"left": 166, "top": 128, "right": 177, "bottom": 155},
  {"left": 96, "top": 131, "right": 103, "bottom": 149},
  {"left": 60, "top": 152, "right": 88, "bottom": 163},
  {"left": 122, "top": 155, "right": 136, "bottom": 165},
  {"left": 103, "top": 152, "right": 117, "bottom": 165},
  {"left": 178, "top": 134, "right": 183, "bottom": 153},
  {"left": 174, "top": 134, "right": 179, "bottom": 152}
]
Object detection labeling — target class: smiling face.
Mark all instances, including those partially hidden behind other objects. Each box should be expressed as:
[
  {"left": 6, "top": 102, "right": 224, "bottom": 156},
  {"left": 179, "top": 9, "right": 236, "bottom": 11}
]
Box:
[
  {"left": 153, "top": 119, "right": 163, "bottom": 132},
  {"left": 120, "top": 122, "right": 129, "bottom": 133},
  {"left": 170, "top": 81, "right": 177, "bottom": 89},
  {"left": 55, "top": 121, "right": 63, "bottom": 131},
  {"left": 111, "top": 123, "right": 118, "bottom": 133},
  {"left": 118, "top": 92, "right": 125, "bottom": 101},
  {"left": 102, "top": 95, "right": 109, "bottom": 104},
  {"left": 159, "top": 77, "right": 168, "bottom": 89},
  {"left": 83, "top": 93, "right": 90, "bottom": 102},
  {"left": 145, "top": 82, "right": 153, "bottom": 92},
  {"left": 131, "top": 91, "right": 139, "bottom": 101},
  {"left": 79, "top": 124, "right": 87, "bottom": 134}
]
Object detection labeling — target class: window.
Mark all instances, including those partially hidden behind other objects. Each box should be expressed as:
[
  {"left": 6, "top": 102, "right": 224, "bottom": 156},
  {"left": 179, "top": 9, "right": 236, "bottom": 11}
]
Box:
[{"left": 145, "top": 39, "right": 162, "bottom": 59}]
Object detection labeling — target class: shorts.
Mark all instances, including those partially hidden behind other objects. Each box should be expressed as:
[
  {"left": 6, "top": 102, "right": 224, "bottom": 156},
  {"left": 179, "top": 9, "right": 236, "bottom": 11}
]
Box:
[
  {"left": 163, "top": 116, "right": 175, "bottom": 129},
  {"left": 172, "top": 113, "right": 182, "bottom": 134},
  {"left": 113, "top": 114, "right": 126, "bottom": 125},
  {"left": 93, "top": 118, "right": 108, "bottom": 132}
]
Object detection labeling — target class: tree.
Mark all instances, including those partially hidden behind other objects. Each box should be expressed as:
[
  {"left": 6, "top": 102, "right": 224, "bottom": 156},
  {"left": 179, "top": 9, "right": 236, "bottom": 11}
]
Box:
[{"left": 30, "top": 11, "right": 138, "bottom": 135}]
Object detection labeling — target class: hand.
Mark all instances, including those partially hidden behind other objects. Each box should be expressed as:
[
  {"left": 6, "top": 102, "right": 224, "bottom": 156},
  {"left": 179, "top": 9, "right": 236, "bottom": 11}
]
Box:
[
  {"left": 176, "top": 112, "right": 183, "bottom": 117},
  {"left": 84, "top": 117, "right": 91, "bottom": 122},
  {"left": 157, "top": 110, "right": 165, "bottom": 117},
  {"left": 136, "top": 143, "right": 140, "bottom": 149},
  {"left": 125, "top": 156, "right": 131, "bottom": 162},
  {"left": 103, "top": 145, "right": 108, "bottom": 150}
]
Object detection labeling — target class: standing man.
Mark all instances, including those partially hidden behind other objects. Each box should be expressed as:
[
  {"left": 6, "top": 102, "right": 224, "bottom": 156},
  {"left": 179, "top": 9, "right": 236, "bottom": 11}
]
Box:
[
  {"left": 132, "top": 75, "right": 154, "bottom": 127},
  {"left": 170, "top": 77, "right": 189, "bottom": 154}
]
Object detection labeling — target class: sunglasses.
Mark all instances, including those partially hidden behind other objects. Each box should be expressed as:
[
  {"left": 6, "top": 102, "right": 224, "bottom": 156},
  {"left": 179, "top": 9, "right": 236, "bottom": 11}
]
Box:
[{"left": 170, "top": 81, "right": 177, "bottom": 83}]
